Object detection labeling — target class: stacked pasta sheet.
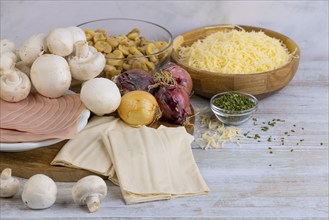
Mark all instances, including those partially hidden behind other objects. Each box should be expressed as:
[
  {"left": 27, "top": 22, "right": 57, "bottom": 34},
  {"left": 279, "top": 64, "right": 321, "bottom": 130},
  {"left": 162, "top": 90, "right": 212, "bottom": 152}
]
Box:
[{"left": 52, "top": 116, "right": 209, "bottom": 204}]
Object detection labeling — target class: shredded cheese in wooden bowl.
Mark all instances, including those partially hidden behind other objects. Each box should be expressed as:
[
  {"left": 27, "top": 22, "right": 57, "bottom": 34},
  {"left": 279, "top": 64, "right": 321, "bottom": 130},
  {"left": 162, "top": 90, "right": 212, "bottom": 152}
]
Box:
[
  {"left": 178, "top": 26, "right": 295, "bottom": 74},
  {"left": 171, "top": 25, "right": 301, "bottom": 98}
]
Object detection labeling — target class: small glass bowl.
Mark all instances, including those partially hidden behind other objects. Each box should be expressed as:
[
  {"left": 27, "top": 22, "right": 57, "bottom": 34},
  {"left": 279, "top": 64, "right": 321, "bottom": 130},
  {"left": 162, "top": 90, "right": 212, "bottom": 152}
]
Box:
[
  {"left": 210, "top": 91, "right": 258, "bottom": 126},
  {"left": 77, "top": 18, "right": 173, "bottom": 79}
]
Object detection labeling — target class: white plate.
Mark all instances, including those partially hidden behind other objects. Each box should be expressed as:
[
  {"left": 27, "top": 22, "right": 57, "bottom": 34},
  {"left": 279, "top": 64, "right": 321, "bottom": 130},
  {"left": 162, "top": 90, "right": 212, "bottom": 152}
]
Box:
[{"left": 0, "top": 109, "right": 90, "bottom": 152}]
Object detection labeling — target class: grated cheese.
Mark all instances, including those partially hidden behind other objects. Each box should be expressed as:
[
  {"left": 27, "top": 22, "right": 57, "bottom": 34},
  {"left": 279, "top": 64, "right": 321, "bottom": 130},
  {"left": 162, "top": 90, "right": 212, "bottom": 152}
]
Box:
[
  {"left": 195, "top": 107, "right": 242, "bottom": 150},
  {"left": 178, "top": 27, "right": 295, "bottom": 74}
]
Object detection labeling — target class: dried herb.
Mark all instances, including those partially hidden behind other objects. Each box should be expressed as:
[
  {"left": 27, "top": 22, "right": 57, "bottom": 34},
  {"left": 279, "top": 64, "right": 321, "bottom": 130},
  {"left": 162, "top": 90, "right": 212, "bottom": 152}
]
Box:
[
  {"left": 268, "top": 121, "right": 276, "bottom": 127},
  {"left": 261, "top": 126, "right": 269, "bottom": 131},
  {"left": 212, "top": 93, "right": 255, "bottom": 112}
]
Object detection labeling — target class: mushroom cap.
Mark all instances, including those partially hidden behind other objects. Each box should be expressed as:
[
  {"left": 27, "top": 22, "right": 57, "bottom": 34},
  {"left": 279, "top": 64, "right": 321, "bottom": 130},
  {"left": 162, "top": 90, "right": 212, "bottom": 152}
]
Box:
[
  {"left": 0, "top": 68, "right": 31, "bottom": 102},
  {"left": 66, "top": 26, "right": 86, "bottom": 44},
  {"left": 80, "top": 78, "right": 121, "bottom": 116},
  {"left": 18, "top": 33, "right": 48, "bottom": 66},
  {"left": 68, "top": 43, "right": 106, "bottom": 81},
  {"left": 46, "top": 28, "right": 74, "bottom": 57},
  {"left": 72, "top": 175, "right": 107, "bottom": 205},
  {"left": 0, "top": 168, "right": 20, "bottom": 198},
  {"left": 30, "top": 54, "right": 71, "bottom": 98},
  {"left": 22, "top": 174, "right": 57, "bottom": 209},
  {"left": 0, "top": 51, "right": 17, "bottom": 75},
  {"left": 0, "top": 39, "right": 16, "bottom": 54}
]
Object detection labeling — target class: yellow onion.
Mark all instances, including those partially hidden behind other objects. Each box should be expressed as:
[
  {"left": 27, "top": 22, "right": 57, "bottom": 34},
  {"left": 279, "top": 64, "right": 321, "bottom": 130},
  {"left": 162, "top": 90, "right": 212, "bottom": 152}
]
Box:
[{"left": 118, "top": 90, "right": 162, "bottom": 127}]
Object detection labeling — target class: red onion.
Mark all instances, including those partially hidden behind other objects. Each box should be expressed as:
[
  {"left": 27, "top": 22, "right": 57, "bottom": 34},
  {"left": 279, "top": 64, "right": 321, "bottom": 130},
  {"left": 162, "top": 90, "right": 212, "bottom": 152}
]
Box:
[
  {"left": 155, "top": 85, "right": 192, "bottom": 125},
  {"left": 113, "top": 69, "right": 156, "bottom": 95},
  {"left": 153, "top": 63, "right": 193, "bottom": 95}
]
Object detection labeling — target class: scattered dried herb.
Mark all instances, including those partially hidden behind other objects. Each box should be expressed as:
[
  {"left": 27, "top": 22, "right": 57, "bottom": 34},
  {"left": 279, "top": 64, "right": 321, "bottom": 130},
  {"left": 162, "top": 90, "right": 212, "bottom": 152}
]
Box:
[
  {"left": 267, "top": 137, "right": 272, "bottom": 142},
  {"left": 261, "top": 126, "right": 269, "bottom": 131},
  {"left": 320, "top": 142, "right": 323, "bottom": 145},
  {"left": 290, "top": 149, "right": 294, "bottom": 152},
  {"left": 268, "top": 121, "right": 276, "bottom": 127}
]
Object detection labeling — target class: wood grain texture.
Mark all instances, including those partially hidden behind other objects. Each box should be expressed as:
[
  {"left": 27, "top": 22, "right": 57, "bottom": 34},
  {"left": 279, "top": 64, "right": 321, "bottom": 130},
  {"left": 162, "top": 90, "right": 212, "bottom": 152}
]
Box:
[
  {"left": 0, "top": 61, "right": 328, "bottom": 219},
  {"left": 171, "top": 25, "right": 301, "bottom": 98}
]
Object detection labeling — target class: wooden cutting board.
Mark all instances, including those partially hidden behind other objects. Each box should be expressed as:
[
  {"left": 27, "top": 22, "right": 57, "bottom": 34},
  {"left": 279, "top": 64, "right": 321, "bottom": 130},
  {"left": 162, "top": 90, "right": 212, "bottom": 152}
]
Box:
[{"left": 0, "top": 116, "right": 195, "bottom": 182}]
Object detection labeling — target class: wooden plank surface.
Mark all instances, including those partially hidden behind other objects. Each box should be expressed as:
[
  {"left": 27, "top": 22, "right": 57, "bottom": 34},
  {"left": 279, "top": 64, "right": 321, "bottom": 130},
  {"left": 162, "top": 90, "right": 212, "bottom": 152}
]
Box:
[{"left": 0, "top": 61, "right": 328, "bottom": 219}]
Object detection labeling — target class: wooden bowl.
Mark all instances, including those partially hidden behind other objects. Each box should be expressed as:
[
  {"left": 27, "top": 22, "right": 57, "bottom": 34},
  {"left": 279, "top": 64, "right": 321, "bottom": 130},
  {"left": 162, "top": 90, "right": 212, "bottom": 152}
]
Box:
[{"left": 171, "top": 25, "right": 300, "bottom": 98}]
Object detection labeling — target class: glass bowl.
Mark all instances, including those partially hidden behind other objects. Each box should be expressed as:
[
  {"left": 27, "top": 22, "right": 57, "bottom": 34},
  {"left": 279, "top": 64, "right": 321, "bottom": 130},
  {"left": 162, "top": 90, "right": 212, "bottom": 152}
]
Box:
[
  {"left": 77, "top": 18, "right": 173, "bottom": 79},
  {"left": 210, "top": 91, "right": 258, "bottom": 126}
]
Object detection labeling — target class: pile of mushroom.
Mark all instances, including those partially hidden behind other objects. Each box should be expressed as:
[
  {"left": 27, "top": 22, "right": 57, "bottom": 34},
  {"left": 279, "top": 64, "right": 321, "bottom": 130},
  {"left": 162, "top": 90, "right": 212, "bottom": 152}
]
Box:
[
  {"left": 0, "top": 39, "right": 32, "bottom": 102},
  {"left": 0, "top": 25, "right": 106, "bottom": 102}
]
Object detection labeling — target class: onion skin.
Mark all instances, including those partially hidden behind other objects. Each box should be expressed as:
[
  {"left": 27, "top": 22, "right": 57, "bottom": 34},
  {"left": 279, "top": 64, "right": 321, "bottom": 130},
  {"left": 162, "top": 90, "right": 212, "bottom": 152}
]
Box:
[
  {"left": 167, "top": 63, "right": 193, "bottom": 95},
  {"left": 155, "top": 85, "right": 192, "bottom": 125},
  {"left": 118, "top": 90, "right": 161, "bottom": 127},
  {"left": 114, "top": 69, "right": 156, "bottom": 96}
]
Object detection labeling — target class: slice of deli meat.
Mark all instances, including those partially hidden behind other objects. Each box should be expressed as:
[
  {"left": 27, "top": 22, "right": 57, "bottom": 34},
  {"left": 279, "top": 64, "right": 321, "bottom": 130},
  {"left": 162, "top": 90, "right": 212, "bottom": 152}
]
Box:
[
  {"left": 0, "top": 93, "right": 87, "bottom": 142},
  {"left": 0, "top": 128, "right": 70, "bottom": 143},
  {"left": 1, "top": 93, "right": 56, "bottom": 127},
  {"left": 0, "top": 94, "right": 36, "bottom": 123}
]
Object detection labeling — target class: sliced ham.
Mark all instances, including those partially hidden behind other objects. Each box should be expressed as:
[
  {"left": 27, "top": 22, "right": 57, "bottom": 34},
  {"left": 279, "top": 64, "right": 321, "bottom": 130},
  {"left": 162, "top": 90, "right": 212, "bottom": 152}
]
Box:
[{"left": 0, "top": 93, "right": 87, "bottom": 143}]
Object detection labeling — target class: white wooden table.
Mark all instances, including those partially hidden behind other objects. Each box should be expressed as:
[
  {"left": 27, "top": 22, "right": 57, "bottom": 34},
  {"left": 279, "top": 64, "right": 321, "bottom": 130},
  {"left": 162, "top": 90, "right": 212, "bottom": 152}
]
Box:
[{"left": 0, "top": 61, "right": 328, "bottom": 219}]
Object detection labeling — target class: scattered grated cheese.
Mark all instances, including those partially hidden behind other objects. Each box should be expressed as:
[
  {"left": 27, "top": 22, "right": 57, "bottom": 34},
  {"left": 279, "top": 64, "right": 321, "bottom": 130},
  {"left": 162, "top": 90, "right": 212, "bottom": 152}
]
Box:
[
  {"left": 178, "top": 27, "right": 295, "bottom": 74},
  {"left": 194, "top": 107, "right": 242, "bottom": 150}
]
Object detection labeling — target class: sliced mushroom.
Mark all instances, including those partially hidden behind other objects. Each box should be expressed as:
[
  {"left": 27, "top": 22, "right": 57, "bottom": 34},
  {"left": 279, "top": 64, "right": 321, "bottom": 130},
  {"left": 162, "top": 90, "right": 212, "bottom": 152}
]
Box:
[
  {"left": 72, "top": 175, "right": 107, "bottom": 213},
  {"left": 0, "top": 68, "right": 31, "bottom": 102},
  {"left": 0, "top": 168, "right": 20, "bottom": 198},
  {"left": 68, "top": 41, "right": 106, "bottom": 81},
  {"left": 22, "top": 174, "right": 57, "bottom": 209}
]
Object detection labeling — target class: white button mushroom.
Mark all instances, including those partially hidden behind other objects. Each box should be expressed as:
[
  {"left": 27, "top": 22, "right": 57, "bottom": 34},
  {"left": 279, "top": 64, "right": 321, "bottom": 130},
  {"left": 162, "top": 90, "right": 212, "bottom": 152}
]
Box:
[
  {"left": 72, "top": 175, "right": 107, "bottom": 213},
  {"left": 46, "top": 28, "right": 74, "bottom": 56},
  {"left": 15, "top": 61, "right": 31, "bottom": 77},
  {"left": 0, "top": 39, "right": 16, "bottom": 54},
  {"left": 0, "top": 51, "right": 17, "bottom": 75},
  {"left": 80, "top": 78, "right": 121, "bottom": 116},
  {"left": 68, "top": 41, "right": 106, "bottom": 81},
  {"left": 0, "top": 68, "right": 31, "bottom": 102},
  {"left": 18, "top": 33, "right": 48, "bottom": 66},
  {"left": 66, "top": 26, "right": 86, "bottom": 44},
  {"left": 0, "top": 168, "right": 20, "bottom": 198},
  {"left": 30, "top": 54, "right": 71, "bottom": 98},
  {"left": 22, "top": 174, "right": 57, "bottom": 209}
]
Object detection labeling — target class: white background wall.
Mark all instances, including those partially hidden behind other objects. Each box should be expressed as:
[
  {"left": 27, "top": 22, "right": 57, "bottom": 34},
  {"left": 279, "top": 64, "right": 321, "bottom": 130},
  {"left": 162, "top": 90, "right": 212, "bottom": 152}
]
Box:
[{"left": 1, "top": 0, "right": 328, "bottom": 61}]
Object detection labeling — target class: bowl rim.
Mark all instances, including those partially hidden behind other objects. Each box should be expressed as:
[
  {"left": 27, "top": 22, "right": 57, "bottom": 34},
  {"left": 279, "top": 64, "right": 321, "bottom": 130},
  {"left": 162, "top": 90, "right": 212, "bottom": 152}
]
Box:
[
  {"left": 171, "top": 24, "right": 300, "bottom": 77},
  {"left": 77, "top": 18, "right": 173, "bottom": 60},
  {"left": 210, "top": 91, "right": 258, "bottom": 115}
]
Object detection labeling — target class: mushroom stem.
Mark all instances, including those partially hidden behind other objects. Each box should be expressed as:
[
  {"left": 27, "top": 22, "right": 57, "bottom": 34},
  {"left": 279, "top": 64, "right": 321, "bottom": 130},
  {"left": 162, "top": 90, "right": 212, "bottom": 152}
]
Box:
[
  {"left": 86, "top": 195, "right": 101, "bottom": 213},
  {"left": 75, "top": 41, "right": 90, "bottom": 58},
  {"left": 5, "top": 72, "right": 20, "bottom": 84},
  {"left": 0, "top": 168, "right": 11, "bottom": 180}
]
